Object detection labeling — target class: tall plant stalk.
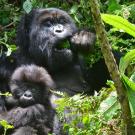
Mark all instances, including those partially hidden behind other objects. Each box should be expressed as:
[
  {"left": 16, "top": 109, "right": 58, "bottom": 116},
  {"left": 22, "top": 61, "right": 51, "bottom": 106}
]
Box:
[{"left": 89, "top": 0, "right": 135, "bottom": 134}]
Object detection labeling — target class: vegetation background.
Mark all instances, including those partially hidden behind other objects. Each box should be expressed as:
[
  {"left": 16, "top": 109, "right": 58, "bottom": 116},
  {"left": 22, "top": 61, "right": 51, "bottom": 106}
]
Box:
[{"left": 0, "top": 0, "right": 135, "bottom": 134}]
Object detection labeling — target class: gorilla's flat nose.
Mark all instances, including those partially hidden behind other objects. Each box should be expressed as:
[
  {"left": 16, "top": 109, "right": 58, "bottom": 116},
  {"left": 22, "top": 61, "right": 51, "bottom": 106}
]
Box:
[
  {"left": 55, "top": 24, "right": 64, "bottom": 33},
  {"left": 24, "top": 91, "right": 32, "bottom": 98}
]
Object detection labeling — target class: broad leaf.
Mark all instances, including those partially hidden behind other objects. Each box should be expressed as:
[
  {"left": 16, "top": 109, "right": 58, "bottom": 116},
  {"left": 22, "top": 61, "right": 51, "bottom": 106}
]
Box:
[
  {"left": 101, "top": 14, "right": 135, "bottom": 38},
  {"left": 119, "top": 49, "right": 135, "bottom": 116},
  {"left": 98, "top": 91, "right": 120, "bottom": 120},
  {"left": 23, "top": 0, "right": 32, "bottom": 13},
  {"left": 119, "top": 49, "right": 135, "bottom": 74},
  {"left": 121, "top": 75, "right": 135, "bottom": 116}
]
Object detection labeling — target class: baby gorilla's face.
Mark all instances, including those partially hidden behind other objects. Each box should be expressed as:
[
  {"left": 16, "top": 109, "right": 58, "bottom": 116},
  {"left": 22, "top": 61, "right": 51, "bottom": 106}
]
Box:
[{"left": 13, "top": 82, "right": 45, "bottom": 107}]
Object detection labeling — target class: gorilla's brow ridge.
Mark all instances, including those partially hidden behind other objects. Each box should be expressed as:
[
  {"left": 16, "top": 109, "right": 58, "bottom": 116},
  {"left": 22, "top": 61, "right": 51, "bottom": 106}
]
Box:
[{"left": 38, "top": 10, "right": 67, "bottom": 23}]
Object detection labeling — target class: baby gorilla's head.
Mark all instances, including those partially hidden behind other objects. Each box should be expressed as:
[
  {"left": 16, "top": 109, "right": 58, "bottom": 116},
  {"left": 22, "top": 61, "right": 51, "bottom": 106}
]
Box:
[{"left": 9, "top": 64, "right": 55, "bottom": 107}]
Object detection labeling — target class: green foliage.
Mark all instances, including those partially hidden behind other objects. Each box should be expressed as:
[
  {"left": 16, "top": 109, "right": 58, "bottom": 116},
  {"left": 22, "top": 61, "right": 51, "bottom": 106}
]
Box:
[
  {"left": 0, "top": 32, "right": 17, "bottom": 56},
  {"left": 99, "top": 91, "right": 120, "bottom": 121},
  {"left": 0, "top": 120, "right": 14, "bottom": 135},
  {"left": 0, "top": 92, "right": 12, "bottom": 97},
  {"left": 115, "top": 4, "right": 135, "bottom": 23},
  {"left": 101, "top": 14, "right": 135, "bottom": 38},
  {"left": 56, "top": 40, "right": 70, "bottom": 50},
  {"left": 101, "top": 12, "right": 135, "bottom": 53},
  {"left": 84, "top": 43, "right": 102, "bottom": 68},
  {"left": 0, "top": 0, "right": 19, "bottom": 57},
  {"left": 119, "top": 49, "right": 135, "bottom": 119},
  {"left": 100, "top": 1, "right": 135, "bottom": 54},
  {"left": 119, "top": 50, "right": 135, "bottom": 74},
  {"left": 108, "top": 32, "right": 135, "bottom": 53},
  {"left": 100, "top": 6, "right": 135, "bottom": 126},
  {"left": 107, "top": 0, "right": 121, "bottom": 13},
  {"left": 0, "top": 0, "right": 19, "bottom": 25},
  {"left": 55, "top": 83, "right": 121, "bottom": 135},
  {"left": 101, "top": 11, "right": 135, "bottom": 122},
  {"left": 100, "top": 0, "right": 135, "bottom": 20}
]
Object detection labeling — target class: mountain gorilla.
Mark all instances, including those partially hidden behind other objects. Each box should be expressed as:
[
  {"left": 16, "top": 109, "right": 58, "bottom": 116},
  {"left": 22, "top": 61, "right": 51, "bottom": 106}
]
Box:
[
  {"left": 0, "top": 8, "right": 96, "bottom": 94},
  {"left": 0, "top": 8, "right": 112, "bottom": 111},
  {"left": 16, "top": 8, "right": 96, "bottom": 95},
  {"left": 0, "top": 64, "right": 59, "bottom": 135}
]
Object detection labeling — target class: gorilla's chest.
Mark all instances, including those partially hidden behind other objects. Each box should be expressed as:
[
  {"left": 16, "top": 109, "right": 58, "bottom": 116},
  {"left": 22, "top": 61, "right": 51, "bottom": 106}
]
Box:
[{"left": 53, "top": 65, "right": 89, "bottom": 95}]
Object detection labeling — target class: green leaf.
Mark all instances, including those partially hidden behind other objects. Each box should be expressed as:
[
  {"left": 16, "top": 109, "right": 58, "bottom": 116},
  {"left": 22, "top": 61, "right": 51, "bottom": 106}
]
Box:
[
  {"left": 101, "top": 14, "right": 135, "bottom": 38},
  {"left": 119, "top": 49, "right": 135, "bottom": 74},
  {"left": 121, "top": 75, "right": 135, "bottom": 92},
  {"left": 0, "top": 92, "right": 12, "bottom": 97},
  {"left": 6, "top": 44, "right": 17, "bottom": 56},
  {"left": 82, "top": 116, "right": 89, "bottom": 125},
  {"left": 70, "top": 5, "right": 78, "bottom": 14},
  {"left": 130, "top": 72, "right": 135, "bottom": 83},
  {"left": 23, "top": 0, "right": 32, "bottom": 13},
  {"left": 6, "top": 48, "right": 12, "bottom": 56},
  {"left": 98, "top": 91, "right": 120, "bottom": 120},
  {"left": 121, "top": 75, "right": 135, "bottom": 115},
  {"left": 74, "top": 15, "right": 81, "bottom": 24},
  {"left": 119, "top": 49, "right": 135, "bottom": 116},
  {"left": 107, "top": 0, "right": 121, "bottom": 13},
  {"left": 0, "top": 120, "right": 14, "bottom": 129}
]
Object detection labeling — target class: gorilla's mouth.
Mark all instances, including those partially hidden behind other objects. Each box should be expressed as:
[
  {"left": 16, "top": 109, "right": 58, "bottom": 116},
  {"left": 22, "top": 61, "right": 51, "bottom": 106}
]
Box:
[
  {"left": 19, "top": 98, "right": 35, "bottom": 107},
  {"left": 54, "top": 40, "right": 71, "bottom": 52}
]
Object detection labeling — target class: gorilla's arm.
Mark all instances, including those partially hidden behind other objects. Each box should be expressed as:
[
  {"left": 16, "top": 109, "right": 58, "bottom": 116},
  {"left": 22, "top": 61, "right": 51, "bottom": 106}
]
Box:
[
  {"left": 11, "top": 126, "right": 38, "bottom": 135},
  {"left": 5, "top": 104, "right": 46, "bottom": 128}
]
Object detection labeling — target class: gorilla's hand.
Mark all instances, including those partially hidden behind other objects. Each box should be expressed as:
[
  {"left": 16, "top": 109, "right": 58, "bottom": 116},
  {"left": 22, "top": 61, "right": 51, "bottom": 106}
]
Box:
[
  {"left": 70, "top": 30, "right": 96, "bottom": 53},
  {"left": 7, "top": 107, "right": 31, "bottom": 128},
  {"left": 7, "top": 104, "right": 45, "bottom": 128}
]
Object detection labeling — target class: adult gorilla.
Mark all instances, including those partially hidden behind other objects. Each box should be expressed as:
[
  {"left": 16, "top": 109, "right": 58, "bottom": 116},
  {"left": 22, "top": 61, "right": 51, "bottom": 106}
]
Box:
[{"left": 0, "top": 8, "right": 113, "bottom": 111}]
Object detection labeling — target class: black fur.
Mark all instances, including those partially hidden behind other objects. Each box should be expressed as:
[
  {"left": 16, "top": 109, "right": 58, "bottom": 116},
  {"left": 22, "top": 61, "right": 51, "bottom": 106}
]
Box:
[{"left": 0, "top": 65, "right": 57, "bottom": 135}]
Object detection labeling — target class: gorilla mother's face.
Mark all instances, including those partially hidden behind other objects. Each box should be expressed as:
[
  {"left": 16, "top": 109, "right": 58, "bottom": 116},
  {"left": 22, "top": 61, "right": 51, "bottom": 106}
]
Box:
[{"left": 28, "top": 8, "right": 77, "bottom": 71}]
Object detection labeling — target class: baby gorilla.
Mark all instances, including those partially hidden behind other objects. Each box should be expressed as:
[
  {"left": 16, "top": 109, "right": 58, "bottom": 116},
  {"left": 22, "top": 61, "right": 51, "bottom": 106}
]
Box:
[{"left": 0, "top": 65, "right": 56, "bottom": 135}]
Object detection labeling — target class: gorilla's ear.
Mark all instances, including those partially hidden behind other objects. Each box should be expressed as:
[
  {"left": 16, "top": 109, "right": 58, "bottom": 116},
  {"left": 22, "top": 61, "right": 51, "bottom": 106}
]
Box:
[{"left": 16, "top": 10, "right": 35, "bottom": 52}]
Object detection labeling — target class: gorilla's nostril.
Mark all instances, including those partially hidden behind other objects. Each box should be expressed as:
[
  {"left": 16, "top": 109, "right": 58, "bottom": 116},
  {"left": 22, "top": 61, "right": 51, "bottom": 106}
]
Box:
[
  {"left": 54, "top": 24, "right": 64, "bottom": 33},
  {"left": 24, "top": 91, "right": 32, "bottom": 98},
  {"left": 55, "top": 29, "right": 62, "bottom": 33}
]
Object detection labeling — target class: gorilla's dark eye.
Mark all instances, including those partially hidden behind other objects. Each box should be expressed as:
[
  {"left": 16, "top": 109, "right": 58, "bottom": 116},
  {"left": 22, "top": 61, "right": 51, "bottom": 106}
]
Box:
[
  {"left": 59, "top": 17, "right": 67, "bottom": 24},
  {"left": 42, "top": 19, "right": 52, "bottom": 27},
  {"left": 13, "top": 89, "right": 23, "bottom": 98}
]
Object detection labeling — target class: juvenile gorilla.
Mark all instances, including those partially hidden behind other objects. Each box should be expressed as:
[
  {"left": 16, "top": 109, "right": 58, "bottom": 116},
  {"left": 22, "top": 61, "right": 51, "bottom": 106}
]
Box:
[{"left": 0, "top": 65, "right": 57, "bottom": 135}]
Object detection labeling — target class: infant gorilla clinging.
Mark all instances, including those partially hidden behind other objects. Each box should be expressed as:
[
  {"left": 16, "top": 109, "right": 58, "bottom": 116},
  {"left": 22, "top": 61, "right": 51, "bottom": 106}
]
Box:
[{"left": 0, "top": 65, "right": 57, "bottom": 135}]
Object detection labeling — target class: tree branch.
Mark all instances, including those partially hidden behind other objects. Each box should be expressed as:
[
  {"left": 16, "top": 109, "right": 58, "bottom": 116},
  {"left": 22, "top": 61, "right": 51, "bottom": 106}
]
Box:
[{"left": 89, "top": 0, "right": 135, "bottom": 134}]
